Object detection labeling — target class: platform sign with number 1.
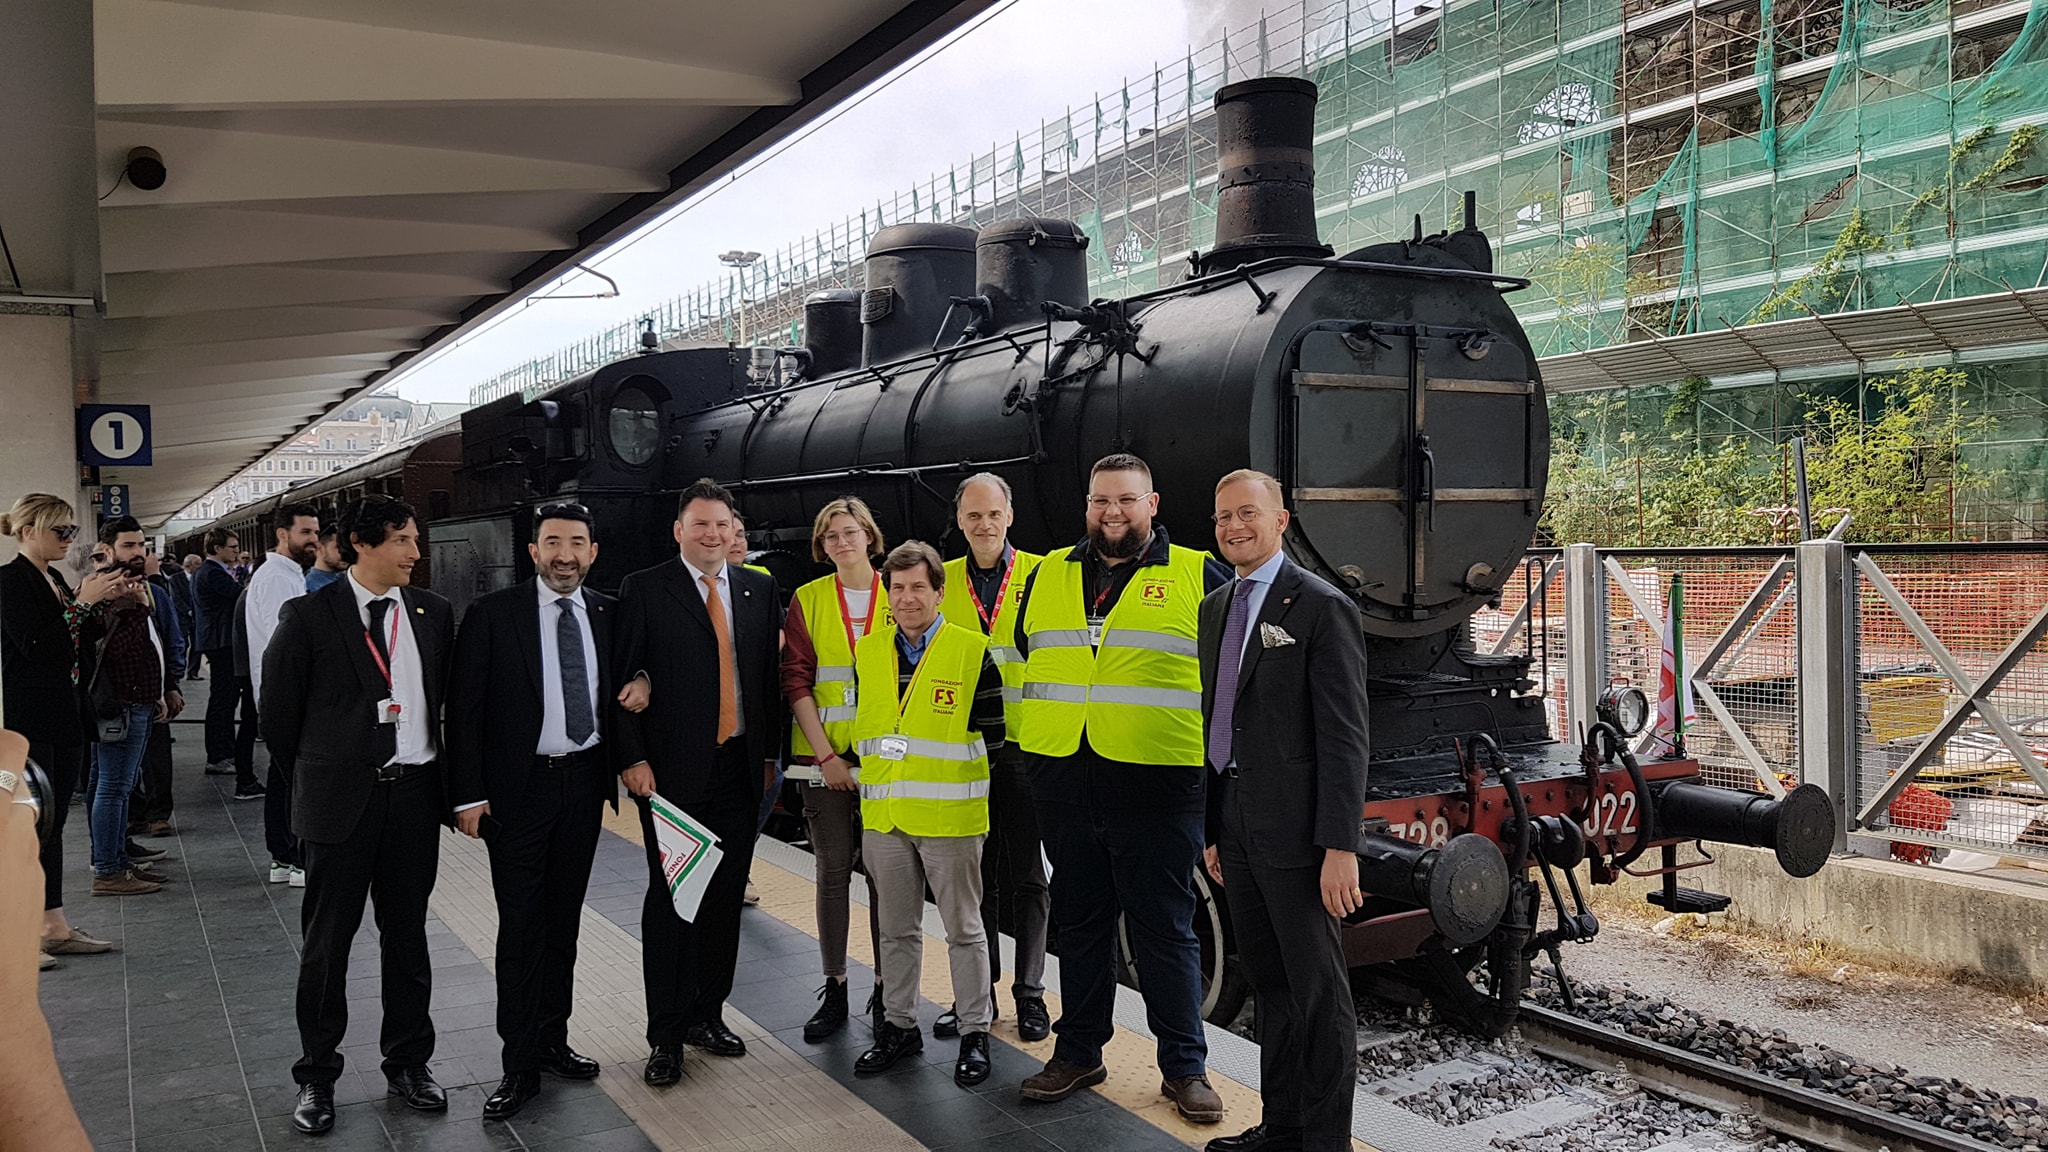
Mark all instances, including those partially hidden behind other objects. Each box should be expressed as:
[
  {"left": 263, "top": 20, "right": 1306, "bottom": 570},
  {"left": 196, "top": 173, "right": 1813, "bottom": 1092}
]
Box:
[{"left": 77, "top": 405, "right": 152, "bottom": 468}]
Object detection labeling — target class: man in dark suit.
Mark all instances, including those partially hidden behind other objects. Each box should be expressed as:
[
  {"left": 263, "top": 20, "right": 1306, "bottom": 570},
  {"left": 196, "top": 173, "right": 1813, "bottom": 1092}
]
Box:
[
  {"left": 260, "top": 497, "right": 456, "bottom": 1137},
  {"left": 614, "top": 478, "right": 783, "bottom": 1088},
  {"left": 1198, "top": 469, "right": 1369, "bottom": 1152},
  {"left": 195, "top": 528, "right": 255, "bottom": 791},
  {"left": 448, "top": 503, "right": 623, "bottom": 1120}
]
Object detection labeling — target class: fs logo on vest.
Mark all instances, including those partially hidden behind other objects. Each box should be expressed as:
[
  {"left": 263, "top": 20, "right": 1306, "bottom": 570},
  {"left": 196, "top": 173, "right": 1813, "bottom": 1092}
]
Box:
[
  {"left": 1139, "top": 581, "right": 1170, "bottom": 602},
  {"left": 931, "top": 683, "right": 960, "bottom": 711}
]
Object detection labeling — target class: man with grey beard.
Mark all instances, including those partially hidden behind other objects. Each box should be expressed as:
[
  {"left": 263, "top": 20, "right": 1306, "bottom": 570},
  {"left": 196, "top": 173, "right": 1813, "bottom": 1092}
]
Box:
[{"left": 447, "top": 503, "right": 634, "bottom": 1120}]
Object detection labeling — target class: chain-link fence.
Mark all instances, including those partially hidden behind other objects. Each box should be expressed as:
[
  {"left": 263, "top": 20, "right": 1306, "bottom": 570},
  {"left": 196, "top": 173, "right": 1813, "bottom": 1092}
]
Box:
[{"left": 1515, "top": 542, "right": 2048, "bottom": 863}]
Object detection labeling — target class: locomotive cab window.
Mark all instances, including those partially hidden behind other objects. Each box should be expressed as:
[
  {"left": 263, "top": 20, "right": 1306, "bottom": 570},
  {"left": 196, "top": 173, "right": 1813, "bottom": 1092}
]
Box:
[{"left": 606, "top": 376, "right": 668, "bottom": 468}]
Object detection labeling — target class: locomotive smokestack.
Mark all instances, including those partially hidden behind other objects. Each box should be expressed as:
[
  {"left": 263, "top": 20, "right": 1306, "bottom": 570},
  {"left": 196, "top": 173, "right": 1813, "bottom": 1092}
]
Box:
[
  {"left": 802, "top": 290, "right": 862, "bottom": 377},
  {"left": 1200, "top": 76, "right": 1333, "bottom": 274}
]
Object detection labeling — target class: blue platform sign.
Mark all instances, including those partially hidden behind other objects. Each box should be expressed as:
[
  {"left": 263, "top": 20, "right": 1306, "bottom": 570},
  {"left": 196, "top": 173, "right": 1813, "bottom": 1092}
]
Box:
[
  {"left": 78, "top": 404, "right": 152, "bottom": 467},
  {"left": 102, "top": 485, "right": 130, "bottom": 518}
]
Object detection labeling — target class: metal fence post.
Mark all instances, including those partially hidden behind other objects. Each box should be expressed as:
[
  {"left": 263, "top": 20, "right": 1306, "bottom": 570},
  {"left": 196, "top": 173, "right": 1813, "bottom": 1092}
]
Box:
[
  {"left": 1796, "top": 538, "right": 1854, "bottom": 853},
  {"left": 1564, "top": 543, "right": 1606, "bottom": 747}
]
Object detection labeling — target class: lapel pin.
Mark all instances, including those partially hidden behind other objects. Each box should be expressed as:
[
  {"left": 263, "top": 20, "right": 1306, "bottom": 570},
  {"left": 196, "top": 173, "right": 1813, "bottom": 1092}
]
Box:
[{"left": 415, "top": 607, "right": 425, "bottom": 615}]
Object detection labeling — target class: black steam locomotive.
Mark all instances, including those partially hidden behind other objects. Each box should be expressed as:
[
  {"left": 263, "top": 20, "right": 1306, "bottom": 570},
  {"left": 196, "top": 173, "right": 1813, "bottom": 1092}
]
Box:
[{"left": 188, "top": 77, "right": 1835, "bottom": 1035}]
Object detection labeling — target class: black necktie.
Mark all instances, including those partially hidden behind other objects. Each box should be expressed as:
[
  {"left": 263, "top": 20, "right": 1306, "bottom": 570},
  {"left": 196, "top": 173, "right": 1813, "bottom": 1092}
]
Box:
[
  {"left": 556, "top": 598, "right": 594, "bottom": 745},
  {"left": 367, "top": 598, "right": 393, "bottom": 671}
]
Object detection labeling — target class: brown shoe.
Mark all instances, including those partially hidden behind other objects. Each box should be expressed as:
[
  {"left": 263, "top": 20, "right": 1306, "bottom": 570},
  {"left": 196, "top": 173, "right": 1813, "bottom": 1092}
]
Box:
[
  {"left": 42, "top": 928, "right": 115, "bottom": 955},
  {"left": 149, "top": 820, "right": 174, "bottom": 837},
  {"left": 131, "top": 863, "right": 173, "bottom": 884},
  {"left": 1163, "top": 1075, "right": 1225, "bottom": 1124},
  {"left": 91, "top": 871, "right": 165, "bottom": 897},
  {"left": 1019, "top": 1058, "right": 1107, "bottom": 1102}
]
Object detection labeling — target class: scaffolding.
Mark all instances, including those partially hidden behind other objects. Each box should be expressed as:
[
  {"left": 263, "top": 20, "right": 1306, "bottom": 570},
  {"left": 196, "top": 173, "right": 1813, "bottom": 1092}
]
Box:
[{"left": 467, "top": 0, "right": 2048, "bottom": 532}]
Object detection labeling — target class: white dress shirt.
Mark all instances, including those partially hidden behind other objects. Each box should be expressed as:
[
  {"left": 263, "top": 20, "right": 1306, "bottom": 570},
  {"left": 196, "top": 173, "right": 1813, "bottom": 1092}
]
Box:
[
  {"left": 685, "top": 558, "right": 746, "bottom": 738},
  {"left": 1232, "top": 549, "right": 1287, "bottom": 667},
  {"left": 536, "top": 578, "right": 601, "bottom": 755},
  {"left": 347, "top": 569, "right": 433, "bottom": 766},
  {"left": 245, "top": 550, "right": 307, "bottom": 708}
]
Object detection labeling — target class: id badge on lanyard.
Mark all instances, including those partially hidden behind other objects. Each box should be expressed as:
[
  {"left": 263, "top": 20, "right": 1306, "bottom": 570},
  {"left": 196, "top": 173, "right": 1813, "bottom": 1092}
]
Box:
[{"left": 364, "top": 607, "right": 403, "bottom": 726}]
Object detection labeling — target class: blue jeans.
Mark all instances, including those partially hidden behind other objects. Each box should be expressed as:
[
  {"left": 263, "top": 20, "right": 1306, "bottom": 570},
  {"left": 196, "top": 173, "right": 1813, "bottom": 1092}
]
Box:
[
  {"left": 1029, "top": 741, "right": 1209, "bottom": 1079},
  {"left": 91, "top": 703, "right": 155, "bottom": 876}
]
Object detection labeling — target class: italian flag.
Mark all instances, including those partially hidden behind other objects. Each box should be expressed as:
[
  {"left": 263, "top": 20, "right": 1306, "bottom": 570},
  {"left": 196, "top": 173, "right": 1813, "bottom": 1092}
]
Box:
[
  {"left": 648, "top": 792, "right": 724, "bottom": 922},
  {"left": 1654, "top": 572, "right": 1697, "bottom": 759}
]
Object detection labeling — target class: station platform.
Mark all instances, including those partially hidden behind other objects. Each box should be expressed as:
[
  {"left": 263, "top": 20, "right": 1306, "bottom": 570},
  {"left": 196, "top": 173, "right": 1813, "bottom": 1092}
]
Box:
[{"left": 36, "top": 692, "right": 1372, "bottom": 1152}]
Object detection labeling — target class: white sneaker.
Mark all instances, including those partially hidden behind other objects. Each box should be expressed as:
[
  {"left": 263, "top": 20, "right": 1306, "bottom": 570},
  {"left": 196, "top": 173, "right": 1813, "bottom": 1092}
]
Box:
[
  {"left": 288, "top": 867, "right": 306, "bottom": 889},
  {"left": 268, "top": 862, "right": 292, "bottom": 883}
]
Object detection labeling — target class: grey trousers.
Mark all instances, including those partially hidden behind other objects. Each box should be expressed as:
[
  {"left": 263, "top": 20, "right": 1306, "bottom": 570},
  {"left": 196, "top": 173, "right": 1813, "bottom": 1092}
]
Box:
[
  {"left": 798, "top": 781, "right": 882, "bottom": 979},
  {"left": 863, "top": 829, "right": 992, "bottom": 1033}
]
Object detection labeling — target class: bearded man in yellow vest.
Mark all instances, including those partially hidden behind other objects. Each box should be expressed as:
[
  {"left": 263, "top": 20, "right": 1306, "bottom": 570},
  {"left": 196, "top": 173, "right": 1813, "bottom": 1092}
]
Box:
[
  {"left": 939, "top": 472, "right": 1051, "bottom": 1044},
  {"left": 1013, "top": 453, "right": 1232, "bottom": 1124},
  {"left": 848, "top": 541, "right": 1009, "bottom": 1089}
]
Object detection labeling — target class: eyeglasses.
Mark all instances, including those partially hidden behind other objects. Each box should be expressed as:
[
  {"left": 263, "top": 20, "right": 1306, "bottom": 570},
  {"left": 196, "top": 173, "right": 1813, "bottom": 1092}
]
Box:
[
  {"left": 52, "top": 525, "right": 79, "bottom": 542},
  {"left": 1212, "top": 507, "right": 1269, "bottom": 527},
  {"left": 1085, "top": 494, "right": 1153, "bottom": 512},
  {"left": 534, "top": 502, "right": 591, "bottom": 521}
]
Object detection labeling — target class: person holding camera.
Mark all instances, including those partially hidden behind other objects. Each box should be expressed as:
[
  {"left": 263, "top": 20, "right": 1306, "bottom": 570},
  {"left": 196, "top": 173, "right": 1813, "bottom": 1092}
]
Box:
[
  {"left": 83, "top": 517, "right": 180, "bottom": 897},
  {"left": 1, "top": 493, "right": 132, "bottom": 958}
]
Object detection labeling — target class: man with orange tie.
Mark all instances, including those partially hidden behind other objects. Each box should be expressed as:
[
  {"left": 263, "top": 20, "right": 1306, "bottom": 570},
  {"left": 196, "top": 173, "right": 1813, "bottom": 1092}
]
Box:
[{"left": 613, "top": 479, "right": 785, "bottom": 1087}]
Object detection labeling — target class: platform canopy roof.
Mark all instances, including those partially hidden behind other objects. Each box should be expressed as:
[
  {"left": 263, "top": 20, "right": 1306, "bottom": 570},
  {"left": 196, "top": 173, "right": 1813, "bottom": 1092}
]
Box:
[
  {"left": 1538, "top": 286, "right": 2048, "bottom": 394},
  {"left": 78, "top": 0, "right": 990, "bottom": 524}
]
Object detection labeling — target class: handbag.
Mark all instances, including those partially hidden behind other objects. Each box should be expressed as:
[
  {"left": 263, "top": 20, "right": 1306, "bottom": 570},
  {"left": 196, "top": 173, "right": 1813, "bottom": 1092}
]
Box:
[{"left": 86, "top": 626, "right": 131, "bottom": 744}]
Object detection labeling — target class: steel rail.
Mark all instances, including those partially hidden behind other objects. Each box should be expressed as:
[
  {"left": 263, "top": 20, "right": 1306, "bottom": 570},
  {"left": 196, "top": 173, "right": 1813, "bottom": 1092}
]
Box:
[{"left": 1514, "top": 1002, "right": 1992, "bottom": 1152}]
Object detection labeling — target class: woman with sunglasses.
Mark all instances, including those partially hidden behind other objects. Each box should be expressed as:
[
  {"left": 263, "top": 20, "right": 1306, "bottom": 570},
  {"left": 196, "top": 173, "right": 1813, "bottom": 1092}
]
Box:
[{"left": 2, "top": 493, "right": 137, "bottom": 961}]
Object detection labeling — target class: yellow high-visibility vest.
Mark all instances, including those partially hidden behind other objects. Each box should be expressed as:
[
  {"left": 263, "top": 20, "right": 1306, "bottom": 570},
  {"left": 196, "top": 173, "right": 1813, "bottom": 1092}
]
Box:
[
  {"left": 790, "top": 573, "right": 892, "bottom": 759},
  {"left": 1016, "top": 545, "right": 1206, "bottom": 765},
  {"left": 851, "top": 620, "right": 991, "bottom": 837},
  {"left": 940, "top": 548, "right": 1042, "bottom": 733}
]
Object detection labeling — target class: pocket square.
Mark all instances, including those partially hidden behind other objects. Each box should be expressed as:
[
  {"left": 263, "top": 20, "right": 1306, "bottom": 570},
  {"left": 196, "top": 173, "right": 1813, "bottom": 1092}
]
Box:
[{"left": 1259, "top": 622, "right": 1296, "bottom": 648}]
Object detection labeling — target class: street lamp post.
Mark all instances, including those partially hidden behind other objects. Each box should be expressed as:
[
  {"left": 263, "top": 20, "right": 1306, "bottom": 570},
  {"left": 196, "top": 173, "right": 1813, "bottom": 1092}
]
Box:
[{"left": 718, "top": 249, "right": 763, "bottom": 344}]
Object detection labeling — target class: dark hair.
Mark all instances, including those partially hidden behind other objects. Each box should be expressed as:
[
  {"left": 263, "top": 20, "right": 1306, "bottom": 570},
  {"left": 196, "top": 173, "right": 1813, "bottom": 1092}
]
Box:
[
  {"left": 203, "top": 527, "right": 237, "bottom": 554},
  {"left": 98, "top": 515, "right": 142, "bottom": 545},
  {"left": 339, "top": 497, "right": 417, "bottom": 564},
  {"left": 271, "top": 502, "right": 320, "bottom": 539},
  {"left": 316, "top": 522, "right": 338, "bottom": 541},
  {"left": 880, "top": 540, "right": 945, "bottom": 592},
  {"left": 676, "top": 477, "right": 739, "bottom": 519},
  {"left": 533, "top": 502, "right": 597, "bottom": 540},
  {"left": 1090, "top": 452, "right": 1151, "bottom": 482}
]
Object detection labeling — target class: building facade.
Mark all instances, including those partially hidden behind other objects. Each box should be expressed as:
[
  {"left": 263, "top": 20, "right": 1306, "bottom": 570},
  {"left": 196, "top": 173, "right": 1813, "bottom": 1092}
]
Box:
[{"left": 176, "top": 397, "right": 462, "bottom": 524}]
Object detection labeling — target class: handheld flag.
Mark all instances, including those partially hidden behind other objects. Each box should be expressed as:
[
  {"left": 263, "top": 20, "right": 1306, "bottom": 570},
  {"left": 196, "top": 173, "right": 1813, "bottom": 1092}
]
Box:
[
  {"left": 648, "top": 792, "right": 724, "bottom": 922},
  {"left": 1654, "top": 572, "right": 1696, "bottom": 757}
]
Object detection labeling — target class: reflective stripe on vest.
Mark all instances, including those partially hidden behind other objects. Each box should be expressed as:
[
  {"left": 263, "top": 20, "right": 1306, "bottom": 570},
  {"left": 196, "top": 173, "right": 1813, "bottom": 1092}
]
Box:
[
  {"left": 1016, "top": 544, "right": 1207, "bottom": 765},
  {"left": 790, "top": 575, "right": 891, "bottom": 759},
  {"left": 940, "top": 550, "right": 1042, "bottom": 735},
  {"left": 850, "top": 619, "right": 991, "bottom": 837}
]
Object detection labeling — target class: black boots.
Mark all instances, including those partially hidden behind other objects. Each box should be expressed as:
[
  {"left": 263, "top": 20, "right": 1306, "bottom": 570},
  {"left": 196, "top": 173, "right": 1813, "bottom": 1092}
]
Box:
[{"left": 804, "top": 980, "right": 850, "bottom": 1041}]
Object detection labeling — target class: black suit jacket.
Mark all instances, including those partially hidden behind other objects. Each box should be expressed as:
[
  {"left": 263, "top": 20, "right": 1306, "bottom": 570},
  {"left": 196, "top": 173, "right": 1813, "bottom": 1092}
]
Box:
[
  {"left": 261, "top": 577, "right": 456, "bottom": 844},
  {"left": 612, "top": 558, "right": 783, "bottom": 802},
  {"left": 0, "top": 555, "right": 91, "bottom": 746},
  {"left": 1200, "top": 557, "right": 1371, "bottom": 869},
  {"left": 446, "top": 580, "right": 620, "bottom": 816},
  {"left": 194, "top": 560, "right": 239, "bottom": 653}
]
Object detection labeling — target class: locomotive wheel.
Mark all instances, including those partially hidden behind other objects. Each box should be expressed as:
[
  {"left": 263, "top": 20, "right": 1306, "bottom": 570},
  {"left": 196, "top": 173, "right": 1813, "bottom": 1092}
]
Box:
[{"left": 1114, "top": 867, "right": 1250, "bottom": 1027}]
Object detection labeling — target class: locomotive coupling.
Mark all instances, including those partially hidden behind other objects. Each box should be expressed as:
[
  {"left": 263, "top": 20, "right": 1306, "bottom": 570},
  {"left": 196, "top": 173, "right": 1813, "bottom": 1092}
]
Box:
[
  {"left": 1649, "top": 780, "right": 1836, "bottom": 879},
  {"left": 1347, "top": 828, "right": 1511, "bottom": 946}
]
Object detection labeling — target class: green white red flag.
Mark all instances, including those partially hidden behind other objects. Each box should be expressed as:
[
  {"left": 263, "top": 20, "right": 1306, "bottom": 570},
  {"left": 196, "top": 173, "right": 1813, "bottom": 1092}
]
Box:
[
  {"left": 648, "top": 792, "right": 723, "bottom": 922},
  {"left": 1654, "top": 572, "right": 1696, "bottom": 758}
]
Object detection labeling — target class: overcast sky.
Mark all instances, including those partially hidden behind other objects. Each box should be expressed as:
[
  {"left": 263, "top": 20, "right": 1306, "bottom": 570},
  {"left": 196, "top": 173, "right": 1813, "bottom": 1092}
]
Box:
[{"left": 386, "top": 0, "right": 1241, "bottom": 405}]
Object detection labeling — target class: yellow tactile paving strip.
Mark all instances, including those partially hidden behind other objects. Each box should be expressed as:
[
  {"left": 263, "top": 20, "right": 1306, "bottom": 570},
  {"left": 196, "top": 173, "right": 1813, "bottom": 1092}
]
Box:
[{"left": 429, "top": 825, "right": 923, "bottom": 1151}]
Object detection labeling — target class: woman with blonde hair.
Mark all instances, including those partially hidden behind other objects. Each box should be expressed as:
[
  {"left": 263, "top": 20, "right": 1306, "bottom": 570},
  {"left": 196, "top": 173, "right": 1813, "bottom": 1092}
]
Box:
[
  {"left": 1, "top": 493, "right": 137, "bottom": 962},
  {"left": 779, "top": 496, "right": 890, "bottom": 1040}
]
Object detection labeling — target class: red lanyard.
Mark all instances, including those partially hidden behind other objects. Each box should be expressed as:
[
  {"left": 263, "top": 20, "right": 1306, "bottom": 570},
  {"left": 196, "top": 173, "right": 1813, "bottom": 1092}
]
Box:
[
  {"left": 363, "top": 602, "right": 402, "bottom": 688},
  {"left": 1089, "top": 577, "right": 1117, "bottom": 618},
  {"left": 835, "top": 575, "right": 877, "bottom": 652},
  {"left": 967, "top": 549, "right": 1016, "bottom": 633}
]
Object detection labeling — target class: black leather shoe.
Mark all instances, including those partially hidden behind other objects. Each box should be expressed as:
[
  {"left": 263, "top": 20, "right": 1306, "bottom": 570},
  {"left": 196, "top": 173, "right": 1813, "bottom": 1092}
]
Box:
[
  {"left": 385, "top": 1065, "right": 446, "bottom": 1111},
  {"left": 932, "top": 1005, "right": 960, "bottom": 1038},
  {"left": 684, "top": 1019, "right": 747, "bottom": 1057},
  {"left": 855, "top": 1020, "right": 925, "bottom": 1074},
  {"left": 540, "top": 1045, "right": 600, "bottom": 1080},
  {"left": 482, "top": 1072, "right": 541, "bottom": 1120},
  {"left": 1205, "top": 1123, "right": 1305, "bottom": 1152},
  {"left": 1016, "top": 996, "right": 1051, "bottom": 1042},
  {"left": 803, "top": 980, "right": 850, "bottom": 1041},
  {"left": 291, "top": 1082, "right": 336, "bottom": 1134},
  {"left": 954, "top": 1031, "right": 992, "bottom": 1087},
  {"left": 643, "top": 1044, "right": 684, "bottom": 1087}
]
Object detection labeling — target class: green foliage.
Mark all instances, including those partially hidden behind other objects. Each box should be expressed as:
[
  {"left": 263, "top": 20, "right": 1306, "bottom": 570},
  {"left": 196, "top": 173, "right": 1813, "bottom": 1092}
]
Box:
[
  {"left": 1960, "top": 123, "right": 2043, "bottom": 193},
  {"left": 1539, "top": 366, "right": 1994, "bottom": 546},
  {"left": 1755, "top": 208, "right": 1887, "bottom": 321}
]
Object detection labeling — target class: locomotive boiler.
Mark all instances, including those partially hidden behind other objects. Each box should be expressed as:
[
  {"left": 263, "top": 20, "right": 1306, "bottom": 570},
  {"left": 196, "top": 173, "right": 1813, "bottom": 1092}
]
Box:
[{"left": 428, "top": 77, "right": 1837, "bottom": 1034}]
